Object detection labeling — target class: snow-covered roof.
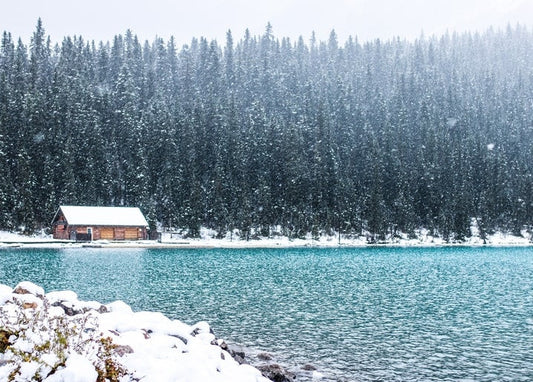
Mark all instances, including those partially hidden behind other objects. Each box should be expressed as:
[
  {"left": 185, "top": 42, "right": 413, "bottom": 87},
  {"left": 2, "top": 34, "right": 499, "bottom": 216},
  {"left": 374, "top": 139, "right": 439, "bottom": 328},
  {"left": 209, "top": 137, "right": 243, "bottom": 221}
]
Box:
[{"left": 55, "top": 206, "right": 148, "bottom": 227}]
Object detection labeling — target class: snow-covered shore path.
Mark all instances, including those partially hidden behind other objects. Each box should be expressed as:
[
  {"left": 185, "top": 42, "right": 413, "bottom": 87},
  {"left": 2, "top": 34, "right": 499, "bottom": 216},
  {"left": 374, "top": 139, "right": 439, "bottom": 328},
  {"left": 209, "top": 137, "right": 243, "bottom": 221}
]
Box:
[
  {"left": 1, "top": 227, "right": 532, "bottom": 249},
  {"left": 0, "top": 281, "right": 270, "bottom": 382}
]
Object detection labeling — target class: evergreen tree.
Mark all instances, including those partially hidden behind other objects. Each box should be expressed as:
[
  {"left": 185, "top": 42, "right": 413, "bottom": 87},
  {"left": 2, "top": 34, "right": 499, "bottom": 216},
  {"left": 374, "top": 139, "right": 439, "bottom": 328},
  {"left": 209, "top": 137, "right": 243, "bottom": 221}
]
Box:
[{"left": 0, "top": 20, "right": 532, "bottom": 241}]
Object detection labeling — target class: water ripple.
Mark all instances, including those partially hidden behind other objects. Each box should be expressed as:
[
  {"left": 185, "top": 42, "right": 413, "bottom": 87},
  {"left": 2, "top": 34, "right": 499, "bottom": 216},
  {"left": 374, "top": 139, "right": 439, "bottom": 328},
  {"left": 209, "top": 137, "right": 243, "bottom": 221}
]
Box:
[{"left": 0, "top": 246, "right": 532, "bottom": 381}]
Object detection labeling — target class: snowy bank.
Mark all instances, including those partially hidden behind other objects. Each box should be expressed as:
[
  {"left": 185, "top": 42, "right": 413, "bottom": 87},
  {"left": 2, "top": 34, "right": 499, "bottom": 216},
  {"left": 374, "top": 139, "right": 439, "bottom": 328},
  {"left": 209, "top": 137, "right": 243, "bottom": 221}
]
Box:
[
  {"left": 159, "top": 225, "right": 533, "bottom": 248},
  {"left": 1, "top": 225, "right": 532, "bottom": 249},
  {"left": 0, "top": 282, "right": 270, "bottom": 382}
]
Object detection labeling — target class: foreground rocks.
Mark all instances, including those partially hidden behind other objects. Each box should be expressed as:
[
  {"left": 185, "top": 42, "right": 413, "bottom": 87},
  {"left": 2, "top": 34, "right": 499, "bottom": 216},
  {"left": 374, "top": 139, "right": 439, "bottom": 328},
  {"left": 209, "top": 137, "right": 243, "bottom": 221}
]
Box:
[
  {"left": 257, "top": 364, "right": 296, "bottom": 382},
  {"left": 0, "top": 281, "right": 270, "bottom": 382}
]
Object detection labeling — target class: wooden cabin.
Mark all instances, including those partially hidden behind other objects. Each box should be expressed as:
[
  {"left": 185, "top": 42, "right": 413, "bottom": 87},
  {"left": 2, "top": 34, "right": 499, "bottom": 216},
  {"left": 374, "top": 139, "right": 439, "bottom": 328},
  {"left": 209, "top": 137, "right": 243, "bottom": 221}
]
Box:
[{"left": 52, "top": 206, "right": 149, "bottom": 241}]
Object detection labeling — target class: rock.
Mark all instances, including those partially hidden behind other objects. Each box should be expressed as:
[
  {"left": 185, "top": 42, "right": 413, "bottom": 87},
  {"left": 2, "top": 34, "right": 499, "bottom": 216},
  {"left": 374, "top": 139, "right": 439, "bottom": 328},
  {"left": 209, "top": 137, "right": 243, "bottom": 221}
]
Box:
[
  {"left": 105, "top": 300, "right": 133, "bottom": 314},
  {"left": 190, "top": 321, "right": 216, "bottom": 343},
  {"left": 52, "top": 301, "right": 78, "bottom": 316},
  {"left": 46, "top": 290, "right": 78, "bottom": 304},
  {"left": 22, "top": 302, "right": 38, "bottom": 309},
  {"left": 257, "top": 364, "right": 296, "bottom": 382},
  {"left": 97, "top": 304, "right": 108, "bottom": 314},
  {"left": 12, "top": 293, "right": 43, "bottom": 310},
  {"left": 169, "top": 333, "right": 188, "bottom": 344},
  {"left": 233, "top": 353, "right": 247, "bottom": 365},
  {"left": 217, "top": 339, "right": 228, "bottom": 350},
  {"left": 0, "top": 281, "right": 277, "bottom": 382},
  {"left": 114, "top": 344, "right": 134, "bottom": 356},
  {"left": 302, "top": 364, "right": 316, "bottom": 371},
  {"left": 257, "top": 352, "right": 273, "bottom": 361},
  {"left": 51, "top": 301, "right": 107, "bottom": 316},
  {"left": 48, "top": 353, "right": 98, "bottom": 382},
  {"left": 13, "top": 281, "right": 44, "bottom": 298},
  {"left": 0, "top": 284, "right": 14, "bottom": 305},
  {"left": 190, "top": 321, "right": 214, "bottom": 336},
  {"left": 213, "top": 340, "right": 247, "bottom": 363},
  {"left": 226, "top": 344, "right": 247, "bottom": 365},
  {"left": 0, "top": 329, "right": 13, "bottom": 352},
  {"left": 141, "top": 329, "right": 151, "bottom": 339}
]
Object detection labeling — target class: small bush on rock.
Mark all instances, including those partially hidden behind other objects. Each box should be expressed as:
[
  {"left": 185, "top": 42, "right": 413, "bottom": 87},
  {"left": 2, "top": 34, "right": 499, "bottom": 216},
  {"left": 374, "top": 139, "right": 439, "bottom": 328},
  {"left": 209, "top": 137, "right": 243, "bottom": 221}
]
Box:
[
  {"left": 1, "top": 281, "right": 270, "bottom": 382},
  {"left": 0, "top": 283, "right": 127, "bottom": 382}
]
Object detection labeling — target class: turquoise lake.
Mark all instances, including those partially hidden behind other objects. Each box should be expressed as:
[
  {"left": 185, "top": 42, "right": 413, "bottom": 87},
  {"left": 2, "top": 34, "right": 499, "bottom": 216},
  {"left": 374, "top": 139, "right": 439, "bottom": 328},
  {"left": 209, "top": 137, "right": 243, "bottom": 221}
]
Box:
[{"left": 0, "top": 246, "right": 532, "bottom": 381}]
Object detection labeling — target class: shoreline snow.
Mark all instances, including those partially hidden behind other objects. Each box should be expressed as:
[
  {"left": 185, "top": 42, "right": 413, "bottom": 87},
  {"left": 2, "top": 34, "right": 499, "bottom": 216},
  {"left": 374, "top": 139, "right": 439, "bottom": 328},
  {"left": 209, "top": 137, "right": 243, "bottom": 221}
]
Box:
[
  {"left": 0, "top": 227, "right": 531, "bottom": 249},
  {"left": 0, "top": 281, "right": 271, "bottom": 382}
]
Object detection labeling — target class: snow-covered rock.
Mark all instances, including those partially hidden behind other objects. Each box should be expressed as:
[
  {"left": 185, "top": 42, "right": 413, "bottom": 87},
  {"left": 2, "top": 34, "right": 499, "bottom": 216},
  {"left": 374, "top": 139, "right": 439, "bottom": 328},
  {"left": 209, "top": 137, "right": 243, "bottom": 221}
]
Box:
[
  {"left": 13, "top": 281, "right": 45, "bottom": 297},
  {"left": 43, "top": 354, "right": 98, "bottom": 382},
  {"left": 0, "top": 284, "right": 13, "bottom": 305},
  {"left": 0, "top": 282, "right": 270, "bottom": 382},
  {"left": 46, "top": 290, "right": 78, "bottom": 304}
]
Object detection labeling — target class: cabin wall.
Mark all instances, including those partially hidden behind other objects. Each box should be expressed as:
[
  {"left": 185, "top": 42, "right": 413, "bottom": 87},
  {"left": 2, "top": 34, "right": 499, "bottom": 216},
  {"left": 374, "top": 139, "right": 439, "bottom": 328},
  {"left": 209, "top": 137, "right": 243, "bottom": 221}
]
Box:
[
  {"left": 53, "top": 225, "right": 147, "bottom": 241},
  {"left": 53, "top": 223, "right": 70, "bottom": 240}
]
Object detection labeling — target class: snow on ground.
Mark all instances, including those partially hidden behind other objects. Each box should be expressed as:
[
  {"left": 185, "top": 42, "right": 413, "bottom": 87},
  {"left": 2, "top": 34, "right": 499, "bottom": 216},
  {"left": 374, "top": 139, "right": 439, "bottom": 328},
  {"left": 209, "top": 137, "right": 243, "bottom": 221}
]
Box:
[
  {"left": 0, "top": 226, "right": 531, "bottom": 248},
  {"left": 0, "top": 281, "right": 269, "bottom": 382},
  {"left": 158, "top": 226, "right": 533, "bottom": 247},
  {"left": 0, "top": 230, "right": 52, "bottom": 242}
]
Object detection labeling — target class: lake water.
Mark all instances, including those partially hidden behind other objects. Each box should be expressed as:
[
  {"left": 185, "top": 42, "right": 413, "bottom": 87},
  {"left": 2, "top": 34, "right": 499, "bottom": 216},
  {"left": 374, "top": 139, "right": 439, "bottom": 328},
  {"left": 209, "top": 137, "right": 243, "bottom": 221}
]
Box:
[{"left": 0, "top": 246, "right": 532, "bottom": 381}]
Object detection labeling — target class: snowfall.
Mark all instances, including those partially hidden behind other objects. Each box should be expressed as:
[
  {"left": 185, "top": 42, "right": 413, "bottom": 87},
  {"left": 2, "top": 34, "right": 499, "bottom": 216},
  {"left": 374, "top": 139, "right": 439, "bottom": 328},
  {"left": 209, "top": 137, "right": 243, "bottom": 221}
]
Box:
[{"left": 0, "top": 281, "right": 270, "bottom": 382}]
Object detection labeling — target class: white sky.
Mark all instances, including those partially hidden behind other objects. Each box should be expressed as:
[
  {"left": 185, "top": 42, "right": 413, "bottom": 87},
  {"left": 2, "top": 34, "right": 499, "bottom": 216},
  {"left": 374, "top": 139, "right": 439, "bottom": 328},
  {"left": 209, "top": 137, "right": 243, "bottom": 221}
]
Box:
[{"left": 2, "top": 0, "right": 533, "bottom": 46}]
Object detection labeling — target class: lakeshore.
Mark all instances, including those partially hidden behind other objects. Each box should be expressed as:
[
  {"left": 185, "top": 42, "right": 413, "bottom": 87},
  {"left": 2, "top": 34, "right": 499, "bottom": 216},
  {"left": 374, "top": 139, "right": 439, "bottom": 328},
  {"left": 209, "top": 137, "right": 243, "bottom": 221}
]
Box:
[
  {"left": 0, "top": 281, "right": 277, "bottom": 382},
  {"left": 1, "top": 228, "right": 532, "bottom": 249}
]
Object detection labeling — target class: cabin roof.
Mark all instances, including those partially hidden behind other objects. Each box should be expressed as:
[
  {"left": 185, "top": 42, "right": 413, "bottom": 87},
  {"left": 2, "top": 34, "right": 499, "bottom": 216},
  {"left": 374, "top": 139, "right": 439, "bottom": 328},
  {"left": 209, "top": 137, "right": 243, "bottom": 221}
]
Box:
[{"left": 54, "top": 206, "right": 148, "bottom": 227}]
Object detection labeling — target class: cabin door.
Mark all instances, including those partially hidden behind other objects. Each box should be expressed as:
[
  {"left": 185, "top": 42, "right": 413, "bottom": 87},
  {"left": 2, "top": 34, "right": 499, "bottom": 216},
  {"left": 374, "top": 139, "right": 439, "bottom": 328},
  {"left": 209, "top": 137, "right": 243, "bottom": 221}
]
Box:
[
  {"left": 87, "top": 227, "right": 93, "bottom": 241},
  {"left": 100, "top": 227, "right": 114, "bottom": 240},
  {"left": 125, "top": 228, "right": 139, "bottom": 240}
]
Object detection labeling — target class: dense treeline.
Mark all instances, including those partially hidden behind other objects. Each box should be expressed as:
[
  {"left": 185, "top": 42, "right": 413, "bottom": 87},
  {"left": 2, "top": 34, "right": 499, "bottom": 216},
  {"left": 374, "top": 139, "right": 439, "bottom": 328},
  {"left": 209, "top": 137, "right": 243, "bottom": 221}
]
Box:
[{"left": 1, "top": 20, "right": 532, "bottom": 240}]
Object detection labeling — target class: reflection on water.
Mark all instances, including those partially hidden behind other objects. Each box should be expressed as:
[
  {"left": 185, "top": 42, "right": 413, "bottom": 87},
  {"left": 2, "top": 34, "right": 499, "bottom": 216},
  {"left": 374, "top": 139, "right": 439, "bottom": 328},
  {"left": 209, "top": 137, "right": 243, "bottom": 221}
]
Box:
[{"left": 0, "top": 246, "right": 531, "bottom": 381}]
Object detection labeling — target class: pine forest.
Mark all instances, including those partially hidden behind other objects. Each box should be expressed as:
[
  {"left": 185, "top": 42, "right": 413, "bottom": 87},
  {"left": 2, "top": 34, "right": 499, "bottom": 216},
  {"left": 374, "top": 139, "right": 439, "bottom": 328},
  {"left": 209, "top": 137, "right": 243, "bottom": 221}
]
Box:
[{"left": 0, "top": 20, "right": 532, "bottom": 241}]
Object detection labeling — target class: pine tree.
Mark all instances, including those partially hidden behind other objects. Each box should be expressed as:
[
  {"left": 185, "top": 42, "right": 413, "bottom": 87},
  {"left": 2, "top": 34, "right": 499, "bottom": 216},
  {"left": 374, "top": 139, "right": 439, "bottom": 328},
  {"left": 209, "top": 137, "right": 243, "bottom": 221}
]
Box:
[{"left": 1, "top": 20, "right": 532, "bottom": 240}]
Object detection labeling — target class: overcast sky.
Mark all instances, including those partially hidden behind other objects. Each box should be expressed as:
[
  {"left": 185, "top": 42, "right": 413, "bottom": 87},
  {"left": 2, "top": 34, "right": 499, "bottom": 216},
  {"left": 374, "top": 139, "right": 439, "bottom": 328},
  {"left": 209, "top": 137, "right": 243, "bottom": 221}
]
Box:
[{"left": 2, "top": 0, "right": 533, "bottom": 46}]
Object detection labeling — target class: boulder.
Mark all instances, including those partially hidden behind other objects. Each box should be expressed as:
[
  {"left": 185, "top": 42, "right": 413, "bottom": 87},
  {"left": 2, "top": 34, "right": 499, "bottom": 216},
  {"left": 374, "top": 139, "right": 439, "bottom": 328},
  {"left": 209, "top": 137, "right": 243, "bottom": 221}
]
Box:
[
  {"left": 190, "top": 321, "right": 214, "bottom": 336},
  {"left": 13, "top": 281, "right": 44, "bottom": 298},
  {"left": 0, "top": 329, "right": 12, "bottom": 352},
  {"left": 114, "top": 345, "right": 134, "bottom": 357},
  {"left": 232, "top": 352, "right": 247, "bottom": 365},
  {"left": 22, "top": 301, "right": 38, "bottom": 309},
  {"left": 12, "top": 293, "right": 43, "bottom": 310},
  {"left": 226, "top": 344, "right": 247, "bottom": 365},
  {"left": 51, "top": 300, "right": 108, "bottom": 316},
  {"left": 257, "top": 364, "right": 296, "bottom": 382},
  {"left": 257, "top": 352, "right": 273, "bottom": 361}
]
